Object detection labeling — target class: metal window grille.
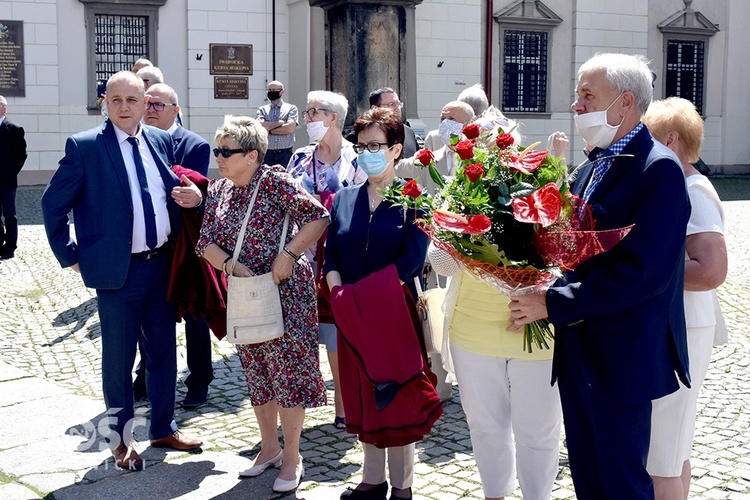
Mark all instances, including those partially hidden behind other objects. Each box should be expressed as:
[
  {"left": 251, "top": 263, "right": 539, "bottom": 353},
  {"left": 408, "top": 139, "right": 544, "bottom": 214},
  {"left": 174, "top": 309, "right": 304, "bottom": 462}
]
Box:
[
  {"left": 665, "top": 39, "right": 705, "bottom": 115},
  {"left": 94, "top": 14, "right": 149, "bottom": 97},
  {"left": 502, "top": 30, "right": 548, "bottom": 113}
]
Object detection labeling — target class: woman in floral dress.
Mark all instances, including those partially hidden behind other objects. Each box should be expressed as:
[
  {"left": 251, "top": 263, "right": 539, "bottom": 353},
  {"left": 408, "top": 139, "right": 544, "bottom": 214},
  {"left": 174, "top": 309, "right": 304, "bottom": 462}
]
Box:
[{"left": 196, "top": 115, "right": 329, "bottom": 494}]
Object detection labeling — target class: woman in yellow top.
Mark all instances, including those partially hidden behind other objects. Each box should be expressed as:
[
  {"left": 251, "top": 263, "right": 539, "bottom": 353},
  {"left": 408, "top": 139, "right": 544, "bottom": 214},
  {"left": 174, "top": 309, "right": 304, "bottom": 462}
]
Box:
[
  {"left": 429, "top": 245, "right": 562, "bottom": 500},
  {"left": 429, "top": 129, "right": 569, "bottom": 499}
]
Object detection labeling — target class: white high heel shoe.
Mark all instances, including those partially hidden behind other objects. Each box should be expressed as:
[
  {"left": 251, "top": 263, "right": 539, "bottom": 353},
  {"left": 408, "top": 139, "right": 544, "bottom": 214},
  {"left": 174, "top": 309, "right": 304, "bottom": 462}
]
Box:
[
  {"left": 272, "top": 456, "right": 304, "bottom": 493},
  {"left": 239, "top": 449, "right": 283, "bottom": 478}
]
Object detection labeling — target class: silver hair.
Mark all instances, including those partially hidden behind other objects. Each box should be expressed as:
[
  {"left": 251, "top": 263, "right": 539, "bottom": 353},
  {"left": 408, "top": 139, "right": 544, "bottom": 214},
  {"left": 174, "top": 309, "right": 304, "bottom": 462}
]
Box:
[
  {"left": 458, "top": 83, "right": 489, "bottom": 117},
  {"left": 307, "top": 90, "right": 348, "bottom": 130},
  {"left": 215, "top": 115, "right": 268, "bottom": 164},
  {"left": 579, "top": 53, "right": 653, "bottom": 115},
  {"left": 136, "top": 66, "right": 165, "bottom": 85},
  {"left": 0, "top": 95, "right": 7, "bottom": 106},
  {"left": 148, "top": 83, "right": 179, "bottom": 105}
]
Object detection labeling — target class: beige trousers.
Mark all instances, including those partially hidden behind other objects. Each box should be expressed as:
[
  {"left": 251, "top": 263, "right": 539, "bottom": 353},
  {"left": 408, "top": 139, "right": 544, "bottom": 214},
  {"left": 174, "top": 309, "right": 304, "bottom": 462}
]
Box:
[{"left": 362, "top": 442, "right": 415, "bottom": 489}]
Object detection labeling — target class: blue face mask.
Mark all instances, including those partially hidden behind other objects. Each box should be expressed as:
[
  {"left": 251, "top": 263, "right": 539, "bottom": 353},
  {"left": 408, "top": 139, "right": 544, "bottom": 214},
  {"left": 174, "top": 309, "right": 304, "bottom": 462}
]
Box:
[{"left": 357, "top": 149, "right": 390, "bottom": 176}]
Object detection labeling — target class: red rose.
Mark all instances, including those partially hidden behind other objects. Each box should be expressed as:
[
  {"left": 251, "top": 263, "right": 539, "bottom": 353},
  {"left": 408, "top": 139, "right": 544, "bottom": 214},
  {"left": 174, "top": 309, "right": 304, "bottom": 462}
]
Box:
[
  {"left": 402, "top": 179, "right": 423, "bottom": 199},
  {"left": 455, "top": 140, "right": 476, "bottom": 160},
  {"left": 464, "top": 163, "right": 485, "bottom": 183},
  {"left": 462, "top": 123, "right": 481, "bottom": 140},
  {"left": 467, "top": 214, "right": 492, "bottom": 234},
  {"left": 496, "top": 133, "right": 515, "bottom": 149},
  {"left": 414, "top": 148, "right": 435, "bottom": 167}
]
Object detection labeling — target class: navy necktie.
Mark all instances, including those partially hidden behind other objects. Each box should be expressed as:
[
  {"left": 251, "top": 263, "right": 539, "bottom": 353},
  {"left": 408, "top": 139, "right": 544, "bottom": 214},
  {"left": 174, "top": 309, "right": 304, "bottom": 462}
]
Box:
[{"left": 127, "top": 136, "right": 158, "bottom": 250}]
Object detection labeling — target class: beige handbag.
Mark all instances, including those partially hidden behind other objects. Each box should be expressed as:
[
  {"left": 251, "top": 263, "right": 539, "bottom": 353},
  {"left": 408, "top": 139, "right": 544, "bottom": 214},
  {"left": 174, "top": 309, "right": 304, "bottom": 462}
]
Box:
[
  {"left": 414, "top": 277, "right": 447, "bottom": 355},
  {"left": 226, "top": 172, "right": 290, "bottom": 344}
]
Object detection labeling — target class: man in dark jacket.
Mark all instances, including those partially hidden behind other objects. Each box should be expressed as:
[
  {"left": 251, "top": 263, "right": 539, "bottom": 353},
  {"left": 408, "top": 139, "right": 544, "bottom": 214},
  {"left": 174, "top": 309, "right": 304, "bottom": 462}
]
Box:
[{"left": 0, "top": 95, "right": 27, "bottom": 260}]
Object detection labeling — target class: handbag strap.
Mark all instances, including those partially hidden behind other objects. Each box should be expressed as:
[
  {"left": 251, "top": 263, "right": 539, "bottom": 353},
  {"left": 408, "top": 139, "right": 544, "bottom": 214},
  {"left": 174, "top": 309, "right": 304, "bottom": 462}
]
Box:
[{"left": 231, "top": 169, "right": 291, "bottom": 271}]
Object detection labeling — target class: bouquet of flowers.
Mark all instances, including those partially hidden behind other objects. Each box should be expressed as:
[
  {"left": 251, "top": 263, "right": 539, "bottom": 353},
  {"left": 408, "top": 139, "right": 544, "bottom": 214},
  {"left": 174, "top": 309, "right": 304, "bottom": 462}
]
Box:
[{"left": 384, "top": 111, "right": 632, "bottom": 351}]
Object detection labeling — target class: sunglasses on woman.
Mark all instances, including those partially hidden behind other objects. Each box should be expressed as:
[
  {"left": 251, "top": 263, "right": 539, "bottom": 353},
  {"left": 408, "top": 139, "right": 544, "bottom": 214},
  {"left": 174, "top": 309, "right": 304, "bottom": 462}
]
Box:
[{"left": 213, "top": 147, "right": 244, "bottom": 158}]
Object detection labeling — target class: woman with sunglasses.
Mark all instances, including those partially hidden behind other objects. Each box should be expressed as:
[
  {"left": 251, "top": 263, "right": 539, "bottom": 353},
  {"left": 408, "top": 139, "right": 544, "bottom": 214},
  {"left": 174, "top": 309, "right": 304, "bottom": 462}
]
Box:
[
  {"left": 325, "top": 108, "right": 440, "bottom": 500},
  {"left": 196, "top": 115, "right": 329, "bottom": 494},
  {"left": 287, "top": 90, "right": 367, "bottom": 431}
]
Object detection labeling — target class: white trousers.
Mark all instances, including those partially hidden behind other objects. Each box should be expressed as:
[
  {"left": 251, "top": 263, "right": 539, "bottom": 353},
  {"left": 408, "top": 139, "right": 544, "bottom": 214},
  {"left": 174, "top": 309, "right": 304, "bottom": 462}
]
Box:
[
  {"left": 362, "top": 442, "right": 415, "bottom": 489},
  {"left": 450, "top": 342, "right": 562, "bottom": 499}
]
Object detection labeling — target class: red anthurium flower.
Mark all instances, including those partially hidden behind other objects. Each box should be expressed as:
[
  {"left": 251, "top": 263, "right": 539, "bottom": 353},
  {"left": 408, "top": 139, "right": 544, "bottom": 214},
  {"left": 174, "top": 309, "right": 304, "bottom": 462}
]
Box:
[
  {"left": 455, "top": 140, "right": 476, "bottom": 160},
  {"left": 432, "top": 209, "right": 492, "bottom": 234},
  {"left": 462, "top": 123, "right": 481, "bottom": 140},
  {"left": 415, "top": 148, "right": 435, "bottom": 167},
  {"left": 464, "top": 163, "right": 485, "bottom": 183},
  {"left": 510, "top": 182, "right": 562, "bottom": 227},
  {"left": 496, "top": 133, "right": 514, "bottom": 149},
  {"left": 402, "top": 179, "right": 423, "bottom": 199},
  {"left": 504, "top": 148, "right": 549, "bottom": 174}
]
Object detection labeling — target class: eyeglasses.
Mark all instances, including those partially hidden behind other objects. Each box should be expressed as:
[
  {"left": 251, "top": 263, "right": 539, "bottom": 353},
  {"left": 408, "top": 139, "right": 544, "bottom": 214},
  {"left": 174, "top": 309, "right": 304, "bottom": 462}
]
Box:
[
  {"left": 213, "top": 147, "right": 244, "bottom": 158},
  {"left": 302, "top": 107, "right": 331, "bottom": 119},
  {"left": 353, "top": 142, "right": 390, "bottom": 154},
  {"left": 146, "top": 102, "right": 177, "bottom": 112},
  {"left": 380, "top": 101, "right": 403, "bottom": 109}
]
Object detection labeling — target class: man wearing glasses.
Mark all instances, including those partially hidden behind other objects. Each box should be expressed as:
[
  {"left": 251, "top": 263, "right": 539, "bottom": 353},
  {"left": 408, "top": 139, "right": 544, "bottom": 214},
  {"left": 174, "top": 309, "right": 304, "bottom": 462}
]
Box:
[
  {"left": 368, "top": 87, "right": 419, "bottom": 158},
  {"left": 256, "top": 81, "right": 298, "bottom": 168},
  {"left": 143, "top": 83, "right": 214, "bottom": 409}
]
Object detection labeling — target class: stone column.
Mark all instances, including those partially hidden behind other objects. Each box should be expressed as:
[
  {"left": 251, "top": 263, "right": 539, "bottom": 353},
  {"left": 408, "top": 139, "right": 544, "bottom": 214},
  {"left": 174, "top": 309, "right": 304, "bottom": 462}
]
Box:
[{"left": 308, "top": 0, "right": 423, "bottom": 129}]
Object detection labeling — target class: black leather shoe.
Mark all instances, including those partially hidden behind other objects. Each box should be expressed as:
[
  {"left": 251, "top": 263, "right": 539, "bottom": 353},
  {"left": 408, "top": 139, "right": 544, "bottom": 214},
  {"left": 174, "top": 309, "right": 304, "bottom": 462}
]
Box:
[
  {"left": 389, "top": 487, "right": 412, "bottom": 500},
  {"left": 182, "top": 388, "right": 208, "bottom": 409},
  {"left": 340, "top": 481, "right": 388, "bottom": 499}
]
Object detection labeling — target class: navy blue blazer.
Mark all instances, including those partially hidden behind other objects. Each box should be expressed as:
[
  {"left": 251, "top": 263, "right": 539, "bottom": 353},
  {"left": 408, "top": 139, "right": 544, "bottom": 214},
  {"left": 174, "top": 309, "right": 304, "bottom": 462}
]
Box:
[
  {"left": 172, "top": 125, "right": 210, "bottom": 176},
  {"left": 41, "top": 120, "right": 179, "bottom": 290},
  {"left": 546, "top": 126, "right": 691, "bottom": 404},
  {"left": 0, "top": 118, "right": 27, "bottom": 189}
]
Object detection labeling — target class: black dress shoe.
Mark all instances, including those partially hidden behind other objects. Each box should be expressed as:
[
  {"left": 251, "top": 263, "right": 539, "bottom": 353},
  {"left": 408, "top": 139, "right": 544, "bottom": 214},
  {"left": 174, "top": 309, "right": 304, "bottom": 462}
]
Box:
[
  {"left": 389, "top": 487, "right": 412, "bottom": 500},
  {"left": 182, "top": 388, "right": 208, "bottom": 409},
  {"left": 0, "top": 251, "right": 13, "bottom": 260},
  {"left": 340, "top": 481, "right": 388, "bottom": 499}
]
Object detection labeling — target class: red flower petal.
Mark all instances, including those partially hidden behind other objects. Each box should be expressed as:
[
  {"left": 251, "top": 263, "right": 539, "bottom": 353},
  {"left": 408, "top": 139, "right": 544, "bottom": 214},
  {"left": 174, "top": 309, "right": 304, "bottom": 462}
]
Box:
[
  {"left": 510, "top": 183, "right": 562, "bottom": 227},
  {"left": 415, "top": 148, "right": 435, "bottom": 167},
  {"left": 462, "top": 123, "right": 481, "bottom": 140},
  {"left": 402, "top": 179, "right": 423, "bottom": 199},
  {"left": 455, "top": 140, "right": 476, "bottom": 160},
  {"left": 466, "top": 214, "right": 492, "bottom": 234}
]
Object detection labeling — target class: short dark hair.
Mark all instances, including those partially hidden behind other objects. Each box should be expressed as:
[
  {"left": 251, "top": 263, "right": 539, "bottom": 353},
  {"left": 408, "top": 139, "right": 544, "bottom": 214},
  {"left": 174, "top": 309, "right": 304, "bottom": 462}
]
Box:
[
  {"left": 353, "top": 108, "right": 405, "bottom": 161},
  {"left": 368, "top": 87, "right": 397, "bottom": 107}
]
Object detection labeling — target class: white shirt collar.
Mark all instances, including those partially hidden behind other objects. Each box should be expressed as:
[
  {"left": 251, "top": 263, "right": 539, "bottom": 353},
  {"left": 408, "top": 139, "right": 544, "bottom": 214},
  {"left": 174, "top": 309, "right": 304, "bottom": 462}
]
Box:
[
  {"left": 167, "top": 122, "right": 179, "bottom": 134},
  {"left": 112, "top": 122, "right": 143, "bottom": 144}
]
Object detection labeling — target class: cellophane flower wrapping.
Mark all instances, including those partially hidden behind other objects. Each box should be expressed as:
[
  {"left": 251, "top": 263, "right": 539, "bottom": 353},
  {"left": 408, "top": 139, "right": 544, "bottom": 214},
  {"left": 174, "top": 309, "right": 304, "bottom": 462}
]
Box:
[{"left": 382, "top": 108, "right": 632, "bottom": 351}]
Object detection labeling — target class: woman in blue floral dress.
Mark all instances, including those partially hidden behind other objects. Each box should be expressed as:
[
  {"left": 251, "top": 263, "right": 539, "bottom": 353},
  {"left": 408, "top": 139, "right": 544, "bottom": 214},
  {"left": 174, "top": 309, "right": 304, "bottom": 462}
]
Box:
[{"left": 196, "top": 115, "right": 328, "bottom": 494}]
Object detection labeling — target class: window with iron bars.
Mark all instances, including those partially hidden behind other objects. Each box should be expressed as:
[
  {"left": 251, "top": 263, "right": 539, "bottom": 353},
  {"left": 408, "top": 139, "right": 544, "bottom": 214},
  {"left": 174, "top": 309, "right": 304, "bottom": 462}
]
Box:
[
  {"left": 94, "top": 14, "right": 149, "bottom": 99},
  {"left": 502, "top": 30, "right": 548, "bottom": 113},
  {"left": 665, "top": 39, "right": 705, "bottom": 115}
]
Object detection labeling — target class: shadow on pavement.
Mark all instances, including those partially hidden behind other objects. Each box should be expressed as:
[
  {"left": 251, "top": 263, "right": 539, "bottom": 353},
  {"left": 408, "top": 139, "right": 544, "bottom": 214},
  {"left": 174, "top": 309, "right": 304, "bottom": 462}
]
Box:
[{"left": 44, "top": 297, "right": 100, "bottom": 346}]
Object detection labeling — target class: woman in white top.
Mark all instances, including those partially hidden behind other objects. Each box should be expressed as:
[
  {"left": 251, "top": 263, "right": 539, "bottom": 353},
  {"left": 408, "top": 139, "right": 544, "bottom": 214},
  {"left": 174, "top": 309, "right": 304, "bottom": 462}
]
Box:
[{"left": 642, "top": 97, "right": 728, "bottom": 500}]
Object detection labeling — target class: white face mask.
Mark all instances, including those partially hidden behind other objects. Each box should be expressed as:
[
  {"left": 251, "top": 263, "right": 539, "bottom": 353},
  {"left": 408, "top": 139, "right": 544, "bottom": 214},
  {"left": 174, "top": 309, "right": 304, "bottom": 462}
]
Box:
[
  {"left": 573, "top": 92, "right": 624, "bottom": 149},
  {"left": 439, "top": 119, "right": 464, "bottom": 148},
  {"left": 306, "top": 120, "right": 330, "bottom": 142}
]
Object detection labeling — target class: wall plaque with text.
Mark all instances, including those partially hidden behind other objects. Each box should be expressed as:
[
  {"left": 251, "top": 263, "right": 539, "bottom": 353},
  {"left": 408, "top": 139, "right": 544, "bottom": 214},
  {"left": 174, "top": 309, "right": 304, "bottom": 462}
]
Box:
[
  {"left": 209, "top": 44, "right": 253, "bottom": 75},
  {"left": 0, "top": 20, "right": 25, "bottom": 97},
  {"left": 214, "top": 77, "right": 249, "bottom": 100}
]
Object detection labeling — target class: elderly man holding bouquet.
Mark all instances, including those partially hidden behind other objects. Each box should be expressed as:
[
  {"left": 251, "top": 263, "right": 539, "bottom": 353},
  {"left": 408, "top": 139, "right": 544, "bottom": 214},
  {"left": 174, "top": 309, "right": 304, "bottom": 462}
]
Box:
[{"left": 509, "top": 53, "right": 691, "bottom": 499}]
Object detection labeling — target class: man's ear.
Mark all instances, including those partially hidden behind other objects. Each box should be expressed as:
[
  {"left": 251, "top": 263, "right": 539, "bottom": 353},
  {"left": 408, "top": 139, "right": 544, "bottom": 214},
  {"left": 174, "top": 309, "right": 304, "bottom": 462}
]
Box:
[{"left": 620, "top": 91, "right": 635, "bottom": 115}]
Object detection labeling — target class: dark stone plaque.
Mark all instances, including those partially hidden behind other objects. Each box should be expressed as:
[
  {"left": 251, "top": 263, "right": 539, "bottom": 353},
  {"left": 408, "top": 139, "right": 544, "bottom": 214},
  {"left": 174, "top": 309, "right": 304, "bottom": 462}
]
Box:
[
  {"left": 214, "top": 77, "right": 249, "bottom": 99},
  {"left": 209, "top": 44, "right": 253, "bottom": 75},
  {"left": 0, "top": 20, "right": 25, "bottom": 97}
]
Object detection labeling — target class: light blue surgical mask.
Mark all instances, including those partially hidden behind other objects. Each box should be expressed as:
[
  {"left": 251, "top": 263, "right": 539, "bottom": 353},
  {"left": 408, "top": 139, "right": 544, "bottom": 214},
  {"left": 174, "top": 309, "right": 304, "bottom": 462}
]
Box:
[{"left": 357, "top": 149, "right": 391, "bottom": 176}]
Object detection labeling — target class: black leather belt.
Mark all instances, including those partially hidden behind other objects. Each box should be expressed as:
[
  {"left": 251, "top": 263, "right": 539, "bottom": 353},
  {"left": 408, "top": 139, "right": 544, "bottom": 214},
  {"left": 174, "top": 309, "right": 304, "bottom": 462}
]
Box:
[
  {"left": 268, "top": 147, "right": 293, "bottom": 153},
  {"left": 132, "top": 245, "right": 167, "bottom": 260}
]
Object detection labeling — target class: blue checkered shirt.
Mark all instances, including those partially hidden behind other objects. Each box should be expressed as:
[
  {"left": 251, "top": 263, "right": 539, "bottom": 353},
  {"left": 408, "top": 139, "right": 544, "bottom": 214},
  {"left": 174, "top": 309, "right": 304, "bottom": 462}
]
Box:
[{"left": 582, "top": 123, "right": 643, "bottom": 202}]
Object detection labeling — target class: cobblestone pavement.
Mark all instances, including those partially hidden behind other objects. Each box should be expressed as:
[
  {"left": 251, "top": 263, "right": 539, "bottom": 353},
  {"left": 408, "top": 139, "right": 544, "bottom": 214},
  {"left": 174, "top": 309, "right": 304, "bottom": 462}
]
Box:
[{"left": 1, "top": 182, "right": 749, "bottom": 499}]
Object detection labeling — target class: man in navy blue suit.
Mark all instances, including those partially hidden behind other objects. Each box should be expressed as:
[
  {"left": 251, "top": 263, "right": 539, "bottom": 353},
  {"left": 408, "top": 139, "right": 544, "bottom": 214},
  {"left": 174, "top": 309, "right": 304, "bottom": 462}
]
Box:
[
  {"left": 509, "top": 53, "right": 691, "bottom": 499},
  {"left": 0, "top": 95, "right": 27, "bottom": 260},
  {"left": 41, "top": 71, "right": 202, "bottom": 470},
  {"left": 143, "top": 82, "right": 213, "bottom": 408}
]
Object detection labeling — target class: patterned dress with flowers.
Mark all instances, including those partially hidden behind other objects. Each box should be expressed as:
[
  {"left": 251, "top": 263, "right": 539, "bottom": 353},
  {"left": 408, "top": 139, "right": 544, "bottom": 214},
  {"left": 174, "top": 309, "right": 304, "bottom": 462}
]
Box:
[{"left": 196, "top": 164, "right": 329, "bottom": 408}]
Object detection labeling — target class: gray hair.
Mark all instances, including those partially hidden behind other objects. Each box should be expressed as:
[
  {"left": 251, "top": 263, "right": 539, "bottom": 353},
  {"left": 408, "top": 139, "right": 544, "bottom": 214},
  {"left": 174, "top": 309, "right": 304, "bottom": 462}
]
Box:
[
  {"left": 0, "top": 95, "right": 6, "bottom": 106},
  {"left": 215, "top": 115, "right": 268, "bottom": 164},
  {"left": 307, "top": 90, "right": 348, "bottom": 129},
  {"left": 136, "top": 66, "right": 164, "bottom": 85},
  {"left": 579, "top": 53, "right": 653, "bottom": 115},
  {"left": 147, "top": 83, "right": 179, "bottom": 105},
  {"left": 458, "top": 84, "right": 489, "bottom": 117}
]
